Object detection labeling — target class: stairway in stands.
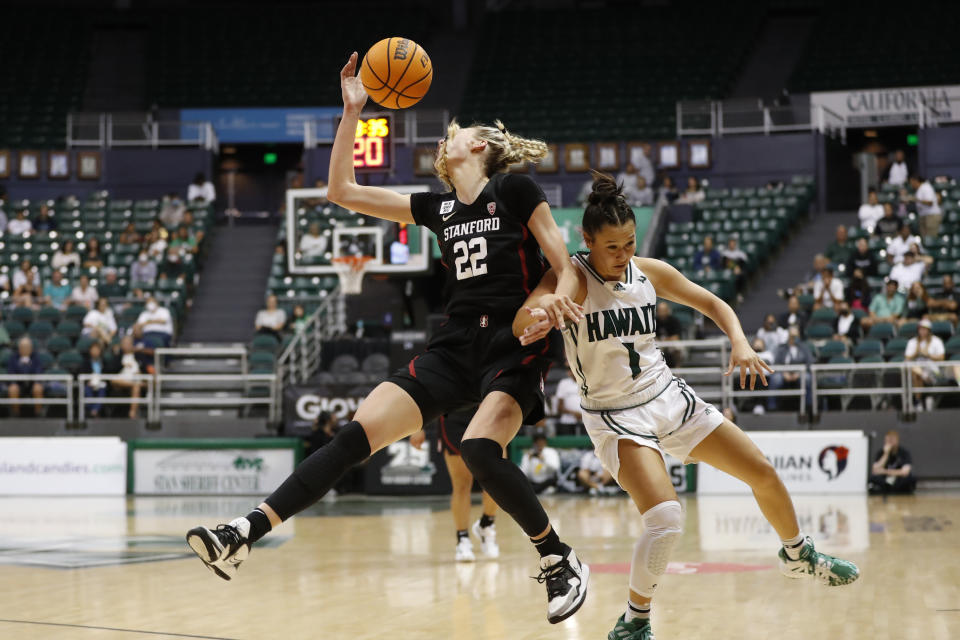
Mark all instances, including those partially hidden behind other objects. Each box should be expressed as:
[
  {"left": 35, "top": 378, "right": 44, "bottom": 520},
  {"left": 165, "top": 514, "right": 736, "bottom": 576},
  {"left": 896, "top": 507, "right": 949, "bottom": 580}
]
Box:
[
  {"left": 730, "top": 14, "right": 816, "bottom": 100},
  {"left": 180, "top": 222, "right": 278, "bottom": 344}
]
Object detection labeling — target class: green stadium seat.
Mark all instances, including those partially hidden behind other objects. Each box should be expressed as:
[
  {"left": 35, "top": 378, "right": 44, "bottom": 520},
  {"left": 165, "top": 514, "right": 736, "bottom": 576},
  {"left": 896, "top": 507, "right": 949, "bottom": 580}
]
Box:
[
  {"left": 885, "top": 337, "right": 909, "bottom": 358},
  {"left": 867, "top": 322, "right": 895, "bottom": 341},
  {"left": 10, "top": 306, "right": 34, "bottom": 325},
  {"left": 45, "top": 334, "right": 72, "bottom": 356},
  {"left": 251, "top": 334, "right": 280, "bottom": 354},
  {"left": 56, "top": 350, "right": 83, "bottom": 375},
  {"left": 56, "top": 320, "right": 82, "bottom": 340},
  {"left": 818, "top": 340, "right": 847, "bottom": 361},
  {"left": 853, "top": 339, "right": 884, "bottom": 359},
  {"left": 806, "top": 323, "right": 834, "bottom": 341},
  {"left": 3, "top": 320, "right": 26, "bottom": 340},
  {"left": 27, "top": 320, "right": 54, "bottom": 343}
]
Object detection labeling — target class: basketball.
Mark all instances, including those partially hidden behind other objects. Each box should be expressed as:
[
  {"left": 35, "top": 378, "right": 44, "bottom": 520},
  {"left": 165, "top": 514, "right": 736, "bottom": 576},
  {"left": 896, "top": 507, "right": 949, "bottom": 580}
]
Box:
[{"left": 360, "top": 37, "right": 433, "bottom": 109}]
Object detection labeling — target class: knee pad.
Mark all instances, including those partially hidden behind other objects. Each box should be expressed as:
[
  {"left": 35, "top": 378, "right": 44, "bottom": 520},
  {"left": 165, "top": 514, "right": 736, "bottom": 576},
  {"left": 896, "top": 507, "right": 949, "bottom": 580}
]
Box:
[
  {"left": 630, "top": 500, "right": 683, "bottom": 597},
  {"left": 458, "top": 438, "right": 503, "bottom": 483},
  {"left": 292, "top": 420, "right": 371, "bottom": 493}
]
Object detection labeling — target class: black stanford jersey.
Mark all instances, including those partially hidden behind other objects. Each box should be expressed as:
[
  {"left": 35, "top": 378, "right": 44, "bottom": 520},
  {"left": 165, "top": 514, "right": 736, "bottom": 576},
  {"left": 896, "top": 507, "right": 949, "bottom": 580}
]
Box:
[{"left": 411, "top": 173, "right": 548, "bottom": 317}]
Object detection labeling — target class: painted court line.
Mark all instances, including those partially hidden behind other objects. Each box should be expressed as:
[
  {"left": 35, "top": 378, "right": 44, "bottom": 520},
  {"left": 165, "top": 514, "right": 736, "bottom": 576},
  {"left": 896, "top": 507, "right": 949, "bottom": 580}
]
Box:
[{"left": 0, "top": 619, "right": 241, "bottom": 640}]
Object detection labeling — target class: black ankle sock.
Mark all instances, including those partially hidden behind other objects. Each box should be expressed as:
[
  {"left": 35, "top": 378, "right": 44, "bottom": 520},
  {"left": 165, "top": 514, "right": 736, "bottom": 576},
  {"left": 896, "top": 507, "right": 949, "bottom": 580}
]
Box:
[
  {"left": 245, "top": 508, "right": 272, "bottom": 544},
  {"left": 479, "top": 513, "right": 495, "bottom": 528},
  {"left": 456, "top": 529, "right": 469, "bottom": 542},
  {"left": 531, "top": 528, "right": 568, "bottom": 558}
]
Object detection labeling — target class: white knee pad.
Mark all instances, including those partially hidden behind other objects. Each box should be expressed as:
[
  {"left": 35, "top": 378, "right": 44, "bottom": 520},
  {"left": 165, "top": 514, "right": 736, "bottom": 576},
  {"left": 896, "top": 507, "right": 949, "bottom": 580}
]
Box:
[{"left": 629, "top": 500, "right": 683, "bottom": 597}]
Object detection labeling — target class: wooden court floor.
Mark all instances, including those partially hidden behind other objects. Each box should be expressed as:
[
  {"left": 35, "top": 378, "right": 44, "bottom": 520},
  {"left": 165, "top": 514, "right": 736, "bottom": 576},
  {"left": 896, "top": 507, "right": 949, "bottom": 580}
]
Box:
[{"left": 0, "top": 491, "right": 956, "bottom": 640}]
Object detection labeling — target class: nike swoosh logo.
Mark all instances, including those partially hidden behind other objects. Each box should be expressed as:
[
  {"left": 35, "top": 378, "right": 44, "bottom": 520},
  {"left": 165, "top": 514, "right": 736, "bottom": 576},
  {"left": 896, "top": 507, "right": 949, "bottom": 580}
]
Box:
[{"left": 441, "top": 210, "right": 457, "bottom": 222}]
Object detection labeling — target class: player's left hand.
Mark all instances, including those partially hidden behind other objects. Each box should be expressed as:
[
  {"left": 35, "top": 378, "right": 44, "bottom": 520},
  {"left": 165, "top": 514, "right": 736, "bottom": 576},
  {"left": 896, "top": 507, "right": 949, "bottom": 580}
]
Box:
[
  {"left": 519, "top": 307, "right": 553, "bottom": 345},
  {"left": 538, "top": 294, "right": 584, "bottom": 330},
  {"left": 725, "top": 339, "right": 775, "bottom": 390}
]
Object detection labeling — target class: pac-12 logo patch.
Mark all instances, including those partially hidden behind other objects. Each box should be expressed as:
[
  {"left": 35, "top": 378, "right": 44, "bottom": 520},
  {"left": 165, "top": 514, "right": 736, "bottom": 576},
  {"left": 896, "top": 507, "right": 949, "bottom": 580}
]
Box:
[
  {"left": 440, "top": 200, "right": 455, "bottom": 215},
  {"left": 487, "top": 202, "right": 497, "bottom": 216}
]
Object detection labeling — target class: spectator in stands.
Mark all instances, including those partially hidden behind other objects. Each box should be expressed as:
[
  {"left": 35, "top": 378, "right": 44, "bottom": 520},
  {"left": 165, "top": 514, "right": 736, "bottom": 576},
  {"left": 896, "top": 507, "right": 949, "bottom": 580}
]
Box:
[
  {"left": 693, "top": 235, "right": 722, "bottom": 272},
  {"left": 255, "top": 295, "right": 287, "bottom": 341},
  {"left": 12, "top": 259, "right": 41, "bottom": 298},
  {"left": 616, "top": 164, "right": 639, "bottom": 196},
  {"left": 32, "top": 204, "right": 54, "bottom": 233},
  {"left": 906, "top": 318, "right": 945, "bottom": 412},
  {"left": 832, "top": 302, "right": 862, "bottom": 344},
  {"left": 677, "top": 176, "right": 705, "bottom": 204},
  {"left": 576, "top": 450, "right": 618, "bottom": 495},
  {"left": 869, "top": 430, "right": 915, "bottom": 494},
  {"left": 765, "top": 326, "right": 814, "bottom": 413},
  {"left": 846, "top": 238, "right": 878, "bottom": 278},
  {"left": 98, "top": 269, "right": 126, "bottom": 299},
  {"left": 0, "top": 309, "right": 9, "bottom": 348},
  {"left": 5, "top": 336, "right": 45, "bottom": 417},
  {"left": 43, "top": 270, "right": 72, "bottom": 310},
  {"left": 927, "top": 274, "right": 959, "bottom": 325},
  {"left": 752, "top": 337, "right": 773, "bottom": 364},
  {"left": 52, "top": 240, "right": 80, "bottom": 271},
  {"left": 119, "top": 222, "right": 141, "bottom": 245},
  {"left": 159, "top": 193, "right": 186, "bottom": 229},
  {"left": 187, "top": 172, "right": 216, "bottom": 206},
  {"left": 81, "top": 341, "right": 110, "bottom": 418},
  {"left": 7, "top": 208, "right": 32, "bottom": 235},
  {"left": 110, "top": 334, "right": 144, "bottom": 419},
  {"left": 902, "top": 282, "right": 930, "bottom": 326},
  {"left": 82, "top": 237, "right": 104, "bottom": 270},
  {"left": 874, "top": 203, "right": 902, "bottom": 238},
  {"left": 720, "top": 235, "right": 748, "bottom": 271},
  {"left": 910, "top": 174, "right": 942, "bottom": 237},
  {"left": 857, "top": 189, "right": 885, "bottom": 233},
  {"left": 299, "top": 223, "right": 328, "bottom": 263},
  {"left": 800, "top": 254, "right": 829, "bottom": 294},
  {"left": 896, "top": 187, "right": 914, "bottom": 218},
  {"left": 889, "top": 251, "right": 926, "bottom": 293},
  {"left": 757, "top": 313, "right": 788, "bottom": 353},
  {"left": 134, "top": 297, "right": 174, "bottom": 347},
  {"left": 82, "top": 297, "right": 117, "bottom": 346},
  {"left": 629, "top": 176, "right": 654, "bottom": 207},
  {"left": 845, "top": 267, "right": 872, "bottom": 311},
  {"left": 862, "top": 278, "right": 905, "bottom": 330},
  {"left": 655, "top": 302, "right": 685, "bottom": 367},
  {"left": 813, "top": 266, "right": 844, "bottom": 310},
  {"left": 289, "top": 304, "right": 308, "bottom": 333},
  {"left": 130, "top": 251, "right": 158, "bottom": 286},
  {"left": 656, "top": 174, "right": 679, "bottom": 206},
  {"left": 170, "top": 225, "right": 198, "bottom": 255},
  {"left": 149, "top": 220, "right": 170, "bottom": 245},
  {"left": 778, "top": 295, "right": 808, "bottom": 337},
  {"left": 129, "top": 324, "right": 155, "bottom": 373},
  {"left": 304, "top": 411, "right": 339, "bottom": 456},
  {"left": 520, "top": 433, "right": 560, "bottom": 494},
  {"left": 824, "top": 225, "right": 853, "bottom": 265},
  {"left": 553, "top": 366, "right": 582, "bottom": 433},
  {"left": 886, "top": 224, "right": 923, "bottom": 264},
  {"left": 181, "top": 210, "right": 205, "bottom": 244},
  {"left": 886, "top": 150, "right": 909, "bottom": 186},
  {"left": 70, "top": 274, "right": 99, "bottom": 309}
]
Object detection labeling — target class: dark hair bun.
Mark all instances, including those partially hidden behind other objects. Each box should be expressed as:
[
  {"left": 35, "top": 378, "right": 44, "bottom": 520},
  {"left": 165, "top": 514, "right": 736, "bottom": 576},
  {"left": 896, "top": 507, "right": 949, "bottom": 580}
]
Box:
[{"left": 587, "top": 171, "right": 624, "bottom": 207}]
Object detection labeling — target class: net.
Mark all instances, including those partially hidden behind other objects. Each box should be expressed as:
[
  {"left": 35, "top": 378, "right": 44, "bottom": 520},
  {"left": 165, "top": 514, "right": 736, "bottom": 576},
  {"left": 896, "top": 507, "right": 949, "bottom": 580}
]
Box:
[{"left": 332, "top": 256, "right": 373, "bottom": 295}]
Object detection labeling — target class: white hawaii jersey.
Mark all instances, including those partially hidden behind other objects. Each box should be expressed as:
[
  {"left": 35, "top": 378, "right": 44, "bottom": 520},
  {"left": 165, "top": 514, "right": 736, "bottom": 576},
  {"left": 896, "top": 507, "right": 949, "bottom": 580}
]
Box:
[{"left": 562, "top": 254, "right": 670, "bottom": 411}]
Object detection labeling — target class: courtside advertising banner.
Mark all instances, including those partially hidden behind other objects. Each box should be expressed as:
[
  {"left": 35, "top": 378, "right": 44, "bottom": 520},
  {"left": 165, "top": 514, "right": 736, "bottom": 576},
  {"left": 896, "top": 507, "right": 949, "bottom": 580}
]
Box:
[
  {"left": 697, "top": 430, "right": 868, "bottom": 494},
  {"left": 0, "top": 437, "right": 127, "bottom": 495},
  {"left": 810, "top": 84, "right": 960, "bottom": 126}
]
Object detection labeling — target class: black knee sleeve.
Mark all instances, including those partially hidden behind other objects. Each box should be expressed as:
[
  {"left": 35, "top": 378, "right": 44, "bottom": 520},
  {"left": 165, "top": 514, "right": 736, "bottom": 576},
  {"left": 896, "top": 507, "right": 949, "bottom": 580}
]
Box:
[
  {"left": 265, "top": 421, "right": 371, "bottom": 521},
  {"left": 460, "top": 438, "right": 550, "bottom": 537}
]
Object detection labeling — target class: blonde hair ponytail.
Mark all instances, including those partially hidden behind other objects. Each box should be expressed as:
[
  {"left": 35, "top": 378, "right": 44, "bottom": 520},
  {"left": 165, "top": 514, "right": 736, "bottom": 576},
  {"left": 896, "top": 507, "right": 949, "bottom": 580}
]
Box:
[{"left": 434, "top": 119, "right": 548, "bottom": 189}]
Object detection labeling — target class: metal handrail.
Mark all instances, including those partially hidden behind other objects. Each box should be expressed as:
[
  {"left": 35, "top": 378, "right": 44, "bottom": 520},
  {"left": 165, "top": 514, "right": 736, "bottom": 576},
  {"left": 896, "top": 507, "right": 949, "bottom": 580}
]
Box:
[
  {"left": 0, "top": 373, "right": 75, "bottom": 422},
  {"left": 77, "top": 373, "right": 155, "bottom": 422}
]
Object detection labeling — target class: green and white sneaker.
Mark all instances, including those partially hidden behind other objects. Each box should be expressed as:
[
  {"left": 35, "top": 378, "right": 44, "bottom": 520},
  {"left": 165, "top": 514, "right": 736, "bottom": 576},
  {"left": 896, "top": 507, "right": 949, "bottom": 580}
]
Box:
[
  {"left": 607, "top": 615, "right": 655, "bottom": 640},
  {"left": 778, "top": 536, "right": 860, "bottom": 586}
]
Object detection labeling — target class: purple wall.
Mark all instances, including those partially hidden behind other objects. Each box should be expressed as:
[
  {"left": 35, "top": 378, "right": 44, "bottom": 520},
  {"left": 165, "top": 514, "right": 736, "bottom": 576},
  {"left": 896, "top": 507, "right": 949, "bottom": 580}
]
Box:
[{"left": 919, "top": 126, "right": 960, "bottom": 179}]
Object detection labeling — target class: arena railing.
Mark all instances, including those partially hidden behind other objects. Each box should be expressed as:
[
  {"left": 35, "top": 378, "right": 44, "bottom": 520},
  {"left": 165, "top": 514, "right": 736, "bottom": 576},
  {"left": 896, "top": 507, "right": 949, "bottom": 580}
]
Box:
[
  {"left": 152, "top": 373, "right": 278, "bottom": 423},
  {"left": 677, "top": 100, "right": 846, "bottom": 141},
  {"left": 275, "top": 293, "right": 343, "bottom": 391},
  {"left": 0, "top": 373, "right": 75, "bottom": 422},
  {"left": 77, "top": 373, "right": 155, "bottom": 422},
  {"left": 303, "top": 109, "right": 450, "bottom": 147},
  {"left": 67, "top": 113, "right": 218, "bottom": 151}
]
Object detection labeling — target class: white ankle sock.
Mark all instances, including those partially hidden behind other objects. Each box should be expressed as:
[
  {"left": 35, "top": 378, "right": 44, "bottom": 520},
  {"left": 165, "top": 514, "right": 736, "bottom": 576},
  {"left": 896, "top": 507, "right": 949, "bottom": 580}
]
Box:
[
  {"left": 782, "top": 532, "right": 805, "bottom": 560},
  {"left": 625, "top": 601, "right": 650, "bottom": 623}
]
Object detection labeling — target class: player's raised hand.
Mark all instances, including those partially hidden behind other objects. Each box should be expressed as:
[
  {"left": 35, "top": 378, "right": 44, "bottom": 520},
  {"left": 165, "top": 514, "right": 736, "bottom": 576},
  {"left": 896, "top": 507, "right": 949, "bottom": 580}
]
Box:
[
  {"left": 340, "top": 52, "right": 369, "bottom": 113},
  {"left": 519, "top": 307, "right": 553, "bottom": 345},
  {"left": 724, "top": 339, "right": 775, "bottom": 390}
]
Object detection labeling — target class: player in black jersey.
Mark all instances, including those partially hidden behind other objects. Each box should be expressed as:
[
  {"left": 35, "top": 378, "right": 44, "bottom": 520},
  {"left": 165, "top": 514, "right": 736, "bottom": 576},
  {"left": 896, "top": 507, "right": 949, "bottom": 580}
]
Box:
[{"left": 186, "top": 52, "right": 589, "bottom": 625}]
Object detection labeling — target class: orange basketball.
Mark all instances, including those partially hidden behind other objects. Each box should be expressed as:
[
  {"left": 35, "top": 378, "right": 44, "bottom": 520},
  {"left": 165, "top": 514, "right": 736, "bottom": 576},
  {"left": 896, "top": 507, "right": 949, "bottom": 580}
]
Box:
[{"left": 360, "top": 37, "right": 433, "bottom": 109}]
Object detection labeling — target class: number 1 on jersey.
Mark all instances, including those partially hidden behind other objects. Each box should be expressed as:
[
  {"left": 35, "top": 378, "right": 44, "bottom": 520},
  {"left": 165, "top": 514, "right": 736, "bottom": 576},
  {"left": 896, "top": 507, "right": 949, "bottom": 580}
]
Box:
[{"left": 623, "top": 341, "right": 642, "bottom": 379}]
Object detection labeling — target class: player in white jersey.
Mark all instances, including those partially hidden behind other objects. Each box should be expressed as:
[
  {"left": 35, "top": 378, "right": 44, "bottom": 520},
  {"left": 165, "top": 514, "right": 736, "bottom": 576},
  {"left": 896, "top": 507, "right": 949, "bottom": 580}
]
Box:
[{"left": 514, "top": 173, "right": 860, "bottom": 640}]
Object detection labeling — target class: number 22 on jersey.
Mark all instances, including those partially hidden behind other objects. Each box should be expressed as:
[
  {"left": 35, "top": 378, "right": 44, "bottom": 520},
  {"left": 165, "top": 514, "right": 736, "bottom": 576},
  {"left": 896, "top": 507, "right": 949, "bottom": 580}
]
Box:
[{"left": 453, "top": 237, "right": 488, "bottom": 280}]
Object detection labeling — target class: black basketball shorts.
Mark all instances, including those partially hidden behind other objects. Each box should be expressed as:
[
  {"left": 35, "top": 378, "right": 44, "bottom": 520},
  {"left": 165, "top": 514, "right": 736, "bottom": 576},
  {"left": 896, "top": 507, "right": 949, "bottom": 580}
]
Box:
[{"left": 436, "top": 408, "right": 474, "bottom": 456}]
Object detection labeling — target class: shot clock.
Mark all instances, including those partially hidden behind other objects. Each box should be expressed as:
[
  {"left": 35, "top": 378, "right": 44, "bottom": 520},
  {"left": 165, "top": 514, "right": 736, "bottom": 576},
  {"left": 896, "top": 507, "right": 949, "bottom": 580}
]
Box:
[{"left": 338, "top": 113, "right": 394, "bottom": 172}]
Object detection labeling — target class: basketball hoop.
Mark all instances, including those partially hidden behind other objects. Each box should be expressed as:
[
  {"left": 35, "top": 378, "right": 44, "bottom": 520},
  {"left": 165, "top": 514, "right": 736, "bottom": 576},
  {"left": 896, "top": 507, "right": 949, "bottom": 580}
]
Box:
[{"left": 332, "top": 256, "right": 374, "bottom": 295}]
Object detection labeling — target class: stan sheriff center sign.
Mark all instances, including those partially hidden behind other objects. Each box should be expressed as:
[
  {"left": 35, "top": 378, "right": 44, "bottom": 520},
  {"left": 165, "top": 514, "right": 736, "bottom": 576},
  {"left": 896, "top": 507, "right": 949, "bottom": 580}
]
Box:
[{"left": 811, "top": 84, "right": 959, "bottom": 126}]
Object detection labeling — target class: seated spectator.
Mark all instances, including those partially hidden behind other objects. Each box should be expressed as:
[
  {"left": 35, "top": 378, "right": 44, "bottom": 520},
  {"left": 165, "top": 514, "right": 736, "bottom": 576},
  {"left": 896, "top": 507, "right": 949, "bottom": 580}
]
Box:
[
  {"left": 255, "top": 295, "right": 287, "bottom": 340},
  {"left": 885, "top": 150, "right": 909, "bottom": 186},
  {"left": 752, "top": 337, "right": 773, "bottom": 364},
  {"left": 52, "top": 240, "right": 81, "bottom": 271},
  {"left": 846, "top": 238, "right": 877, "bottom": 278},
  {"left": 6, "top": 208, "right": 33, "bottom": 235},
  {"left": 692, "top": 235, "right": 722, "bottom": 272},
  {"left": 187, "top": 172, "right": 216, "bottom": 205},
  {"left": 862, "top": 278, "right": 905, "bottom": 330},
  {"left": 12, "top": 259, "right": 41, "bottom": 298},
  {"left": 146, "top": 230, "right": 168, "bottom": 261},
  {"left": 874, "top": 203, "right": 902, "bottom": 238},
  {"left": 81, "top": 341, "right": 110, "bottom": 418},
  {"left": 289, "top": 304, "right": 308, "bottom": 333},
  {"left": 553, "top": 366, "right": 583, "bottom": 431},
  {"left": 0, "top": 309, "right": 10, "bottom": 347},
  {"left": 32, "top": 204, "right": 54, "bottom": 233},
  {"left": 629, "top": 175, "right": 654, "bottom": 207},
  {"left": 181, "top": 210, "right": 205, "bottom": 244},
  {"left": 129, "top": 324, "right": 156, "bottom": 373},
  {"left": 5, "top": 336, "right": 45, "bottom": 417},
  {"left": 159, "top": 193, "right": 186, "bottom": 229},
  {"left": 869, "top": 430, "right": 915, "bottom": 494},
  {"left": 118, "top": 222, "right": 141, "bottom": 245},
  {"left": 616, "top": 164, "right": 639, "bottom": 197},
  {"left": 299, "top": 223, "right": 328, "bottom": 262},
  {"left": 778, "top": 296, "right": 808, "bottom": 337},
  {"left": 857, "top": 189, "right": 884, "bottom": 232},
  {"left": 576, "top": 450, "right": 618, "bottom": 495},
  {"left": 304, "top": 411, "right": 339, "bottom": 456},
  {"left": 927, "top": 274, "right": 959, "bottom": 325},
  {"left": 159, "top": 246, "right": 186, "bottom": 279},
  {"left": 82, "top": 237, "right": 104, "bottom": 269},
  {"left": 845, "top": 268, "right": 872, "bottom": 311},
  {"left": 656, "top": 174, "right": 679, "bottom": 206},
  {"left": 812, "top": 266, "right": 844, "bottom": 310},
  {"left": 110, "top": 335, "right": 144, "bottom": 419},
  {"left": 910, "top": 174, "right": 942, "bottom": 238},
  {"left": 520, "top": 433, "right": 560, "bottom": 494},
  {"left": 43, "top": 270, "right": 73, "bottom": 309},
  {"left": 677, "top": 176, "right": 704, "bottom": 204},
  {"left": 799, "top": 254, "right": 829, "bottom": 294},
  {"left": 130, "top": 251, "right": 158, "bottom": 286},
  {"left": 824, "top": 225, "right": 853, "bottom": 265},
  {"left": 886, "top": 224, "right": 924, "bottom": 264},
  {"left": 98, "top": 269, "right": 126, "bottom": 299},
  {"left": 70, "top": 274, "right": 99, "bottom": 309},
  {"left": 832, "top": 302, "right": 862, "bottom": 344},
  {"left": 765, "top": 327, "right": 813, "bottom": 412},
  {"left": 134, "top": 297, "right": 174, "bottom": 347},
  {"left": 655, "top": 301, "right": 685, "bottom": 367},
  {"left": 757, "top": 313, "right": 788, "bottom": 353},
  {"left": 170, "top": 225, "right": 198, "bottom": 255},
  {"left": 82, "top": 297, "right": 117, "bottom": 345},
  {"left": 906, "top": 319, "right": 945, "bottom": 411},
  {"left": 720, "top": 236, "right": 748, "bottom": 284},
  {"left": 901, "top": 282, "right": 930, "bottom": 325},
  {"left": 889, "top": 251, "right": 926, "bottom": 293}
]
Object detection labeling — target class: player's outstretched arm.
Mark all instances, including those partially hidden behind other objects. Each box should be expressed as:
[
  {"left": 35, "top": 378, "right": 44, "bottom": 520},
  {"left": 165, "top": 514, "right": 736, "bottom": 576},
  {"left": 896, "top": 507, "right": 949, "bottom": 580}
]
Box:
[
  {"left": 527, "top": 204, "right": 586, "bottom": 329},
  {"left": 636, "top": 257, "right": 774, "bottom": 389},
  {"left": 326, "top": 53, "right": 415, "bottom": 224},
  {"left": 512, "top": 266, "right": 586, "bottom": 344}
]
